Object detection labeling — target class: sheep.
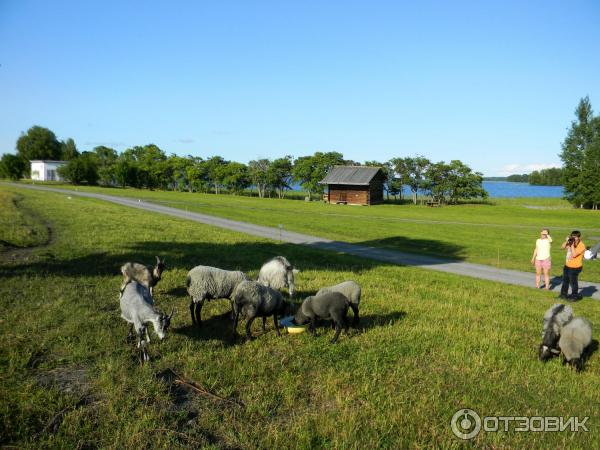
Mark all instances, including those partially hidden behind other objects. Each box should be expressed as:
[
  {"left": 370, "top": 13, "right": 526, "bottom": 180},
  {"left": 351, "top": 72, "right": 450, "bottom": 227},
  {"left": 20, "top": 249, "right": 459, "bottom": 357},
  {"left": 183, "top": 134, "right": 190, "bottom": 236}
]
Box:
[
  {"left": 257, "top": 256, "right": 299, "bottom": 298},
  {"left": 559, "top": 317, "right": 593, "bottom": 372},
  {"left": 316, "top": 280, "right": 361, "bottom": 326},
  {"left": 120, "top": 256, "right": 166, "bottom": 297},
  {"left": 584, "top": 242, "right": 600, "bottom": 260},
  {"left": 539, "top": 303, "right": 573, "bottom": 361},
  {"left": 294, "top": 292, "right": 350, "bottom": 343},
  {"left": 232, "top": 280, "right": 292, "bottom": 339},
  {"left": 186, "top": 265, "right": 248, "bottom": 326},
  {"left": 120, "top": 281, "right": 174, "bottom": 362}
]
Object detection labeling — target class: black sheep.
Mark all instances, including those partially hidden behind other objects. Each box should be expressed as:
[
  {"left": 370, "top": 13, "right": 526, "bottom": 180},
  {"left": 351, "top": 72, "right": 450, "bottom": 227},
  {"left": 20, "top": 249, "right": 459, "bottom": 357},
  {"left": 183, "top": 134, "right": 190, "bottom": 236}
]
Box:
[{"left": 294, "top": 292, "right": 350, "bottom": 343}]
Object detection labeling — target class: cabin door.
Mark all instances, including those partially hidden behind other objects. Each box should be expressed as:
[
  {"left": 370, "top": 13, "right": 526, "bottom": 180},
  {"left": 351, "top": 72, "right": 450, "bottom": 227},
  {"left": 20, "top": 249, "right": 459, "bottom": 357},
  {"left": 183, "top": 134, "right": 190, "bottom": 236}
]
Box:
[{"left": 339, "top": 192, "right": 347, "bottom": 203}]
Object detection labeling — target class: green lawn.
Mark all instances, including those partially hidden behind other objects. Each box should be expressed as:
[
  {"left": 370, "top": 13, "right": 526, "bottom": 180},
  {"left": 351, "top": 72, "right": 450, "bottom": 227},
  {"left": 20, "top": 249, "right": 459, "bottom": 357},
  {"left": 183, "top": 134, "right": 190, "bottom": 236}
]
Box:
[
  {"left": 9, "top": 182, "right": 600, "bottom": 282},
  {"left": 1, "top": 185, "right": 600, "bottom": 448}
]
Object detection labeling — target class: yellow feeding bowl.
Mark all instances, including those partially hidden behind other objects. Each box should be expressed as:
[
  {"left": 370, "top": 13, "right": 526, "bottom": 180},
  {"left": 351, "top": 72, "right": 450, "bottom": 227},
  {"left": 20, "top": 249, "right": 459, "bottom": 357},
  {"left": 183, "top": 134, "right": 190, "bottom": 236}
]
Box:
[{"left": 280, "top": 316, "right": 306, "bottom": 335}]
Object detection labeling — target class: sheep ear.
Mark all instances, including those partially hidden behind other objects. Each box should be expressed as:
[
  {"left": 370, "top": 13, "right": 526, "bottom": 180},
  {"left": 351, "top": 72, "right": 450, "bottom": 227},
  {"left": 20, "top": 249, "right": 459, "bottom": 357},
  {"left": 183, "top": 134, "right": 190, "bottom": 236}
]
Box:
[{"left": 156, "top": 256, "right": 160, "bottom": 264}]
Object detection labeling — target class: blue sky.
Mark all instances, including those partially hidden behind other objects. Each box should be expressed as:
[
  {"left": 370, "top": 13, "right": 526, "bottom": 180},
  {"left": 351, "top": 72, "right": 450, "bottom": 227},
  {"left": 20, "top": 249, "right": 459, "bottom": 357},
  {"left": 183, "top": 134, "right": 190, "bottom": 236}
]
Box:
[{"left": 1, "top": 0, "right": 599, "bottom": 176}]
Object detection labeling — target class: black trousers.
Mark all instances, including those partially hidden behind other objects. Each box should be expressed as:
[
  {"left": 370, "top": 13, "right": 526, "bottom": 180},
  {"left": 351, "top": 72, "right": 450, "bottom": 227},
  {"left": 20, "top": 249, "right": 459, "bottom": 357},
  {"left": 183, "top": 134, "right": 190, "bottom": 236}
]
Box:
[{"left": 561, "top": 265, "right": 582, "bottom": 296}]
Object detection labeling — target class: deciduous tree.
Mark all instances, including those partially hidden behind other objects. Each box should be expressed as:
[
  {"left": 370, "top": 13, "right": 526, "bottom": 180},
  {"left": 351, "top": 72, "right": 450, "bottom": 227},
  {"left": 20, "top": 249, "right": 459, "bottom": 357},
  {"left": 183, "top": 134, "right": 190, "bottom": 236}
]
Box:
[{"left": 16, "top": 126, "right": 62, "bottom": 161}]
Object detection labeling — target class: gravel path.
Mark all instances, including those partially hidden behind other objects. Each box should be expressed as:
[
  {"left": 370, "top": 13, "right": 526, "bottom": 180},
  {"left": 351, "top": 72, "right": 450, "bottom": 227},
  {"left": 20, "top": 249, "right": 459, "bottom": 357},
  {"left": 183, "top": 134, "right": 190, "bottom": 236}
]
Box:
[{"left": 5, "top": 183, "right": 599, "bottom": 300}]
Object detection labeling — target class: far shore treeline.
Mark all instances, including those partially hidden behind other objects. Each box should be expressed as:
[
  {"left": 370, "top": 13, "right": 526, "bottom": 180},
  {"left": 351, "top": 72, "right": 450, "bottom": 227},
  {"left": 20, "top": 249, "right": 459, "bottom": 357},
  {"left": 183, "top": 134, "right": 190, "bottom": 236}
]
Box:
[
  {"left": 0, "top": 128, "right": 488, "bottom": 205},
  {"left": 1, "top": 97, "right": 599, "bottom": 208},
  {"left": 483, "top": 168, "right": 565, "bottom": 186}
]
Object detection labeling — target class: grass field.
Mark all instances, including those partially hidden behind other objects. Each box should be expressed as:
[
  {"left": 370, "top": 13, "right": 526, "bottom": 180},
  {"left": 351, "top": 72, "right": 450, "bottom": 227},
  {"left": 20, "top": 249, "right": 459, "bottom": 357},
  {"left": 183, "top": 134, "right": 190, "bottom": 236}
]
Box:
[
  {"left": 1, "top": 185, "right": 600, "bottom": 448},
  {"left": 10, "top": 182, "right": 600, "bottom": 283}
]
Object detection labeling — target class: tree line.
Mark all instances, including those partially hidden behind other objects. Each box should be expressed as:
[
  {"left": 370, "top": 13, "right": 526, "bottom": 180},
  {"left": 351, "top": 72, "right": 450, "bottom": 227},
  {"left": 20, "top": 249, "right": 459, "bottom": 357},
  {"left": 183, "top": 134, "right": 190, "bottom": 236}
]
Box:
[
  {"left": 561, "top": 97, "right": 600, "bottom": 209},
  {"left": 0, "top": 125, "right": 489, "bottom": 204},
  {"left": 503, "top": 168, "right": 564, "bottom": 185}
]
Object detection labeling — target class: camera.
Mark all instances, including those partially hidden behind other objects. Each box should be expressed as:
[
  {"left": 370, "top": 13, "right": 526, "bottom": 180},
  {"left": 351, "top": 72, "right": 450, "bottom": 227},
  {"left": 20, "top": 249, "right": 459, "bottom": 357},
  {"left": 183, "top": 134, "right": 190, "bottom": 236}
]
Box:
[{"left": 567, "top": 237, "right": 575, "bottom": 246}]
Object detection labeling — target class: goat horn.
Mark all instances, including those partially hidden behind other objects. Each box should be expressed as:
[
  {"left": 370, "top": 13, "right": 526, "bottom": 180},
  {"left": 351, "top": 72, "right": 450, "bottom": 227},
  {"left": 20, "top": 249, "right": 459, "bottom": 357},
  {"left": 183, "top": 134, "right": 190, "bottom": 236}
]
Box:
[
  {"left": 169, "top": 307, "right": 175, "bottom": 319},
  {"left": 156, "top": 255, "right": 160, "bottom": 264}
]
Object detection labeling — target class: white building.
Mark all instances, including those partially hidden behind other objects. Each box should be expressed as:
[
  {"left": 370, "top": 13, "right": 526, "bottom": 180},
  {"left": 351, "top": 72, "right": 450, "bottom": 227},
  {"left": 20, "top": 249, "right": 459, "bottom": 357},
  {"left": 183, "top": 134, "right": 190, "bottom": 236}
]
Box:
[{"left": 30, "top": 160, "right": 67, "bottom": 181}]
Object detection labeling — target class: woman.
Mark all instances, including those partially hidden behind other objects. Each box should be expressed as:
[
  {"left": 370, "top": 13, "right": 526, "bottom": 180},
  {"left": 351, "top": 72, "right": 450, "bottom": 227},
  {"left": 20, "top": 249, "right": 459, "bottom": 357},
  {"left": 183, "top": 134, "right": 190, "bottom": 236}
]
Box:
[{"left": 531, "top": 228, "right": 552, "bottom": 290}]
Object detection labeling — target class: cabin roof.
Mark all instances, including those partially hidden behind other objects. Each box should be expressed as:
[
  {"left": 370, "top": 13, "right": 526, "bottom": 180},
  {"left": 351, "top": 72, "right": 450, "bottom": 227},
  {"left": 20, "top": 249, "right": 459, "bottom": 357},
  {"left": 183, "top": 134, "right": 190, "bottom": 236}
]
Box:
[{"left": 319, "top": 166, "right": 383, "bottom": 185}]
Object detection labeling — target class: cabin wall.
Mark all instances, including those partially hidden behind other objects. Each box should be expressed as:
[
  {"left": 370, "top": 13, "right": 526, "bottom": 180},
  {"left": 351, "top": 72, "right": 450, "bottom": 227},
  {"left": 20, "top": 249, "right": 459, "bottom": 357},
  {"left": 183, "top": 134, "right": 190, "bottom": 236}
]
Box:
[
  {"left": 368, "top": 173, "right": 385, "bottom": 204},
  {"left": 328, "top": 185, "right": 370, "bottom": 205}
]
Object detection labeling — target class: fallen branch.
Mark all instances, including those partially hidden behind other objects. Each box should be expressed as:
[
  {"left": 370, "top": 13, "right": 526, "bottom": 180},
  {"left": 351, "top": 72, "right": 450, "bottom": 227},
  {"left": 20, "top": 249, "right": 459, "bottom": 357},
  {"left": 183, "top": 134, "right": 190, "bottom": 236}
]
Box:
[{"left": 164, "top": 368, "right": 244, "bottom": 408}]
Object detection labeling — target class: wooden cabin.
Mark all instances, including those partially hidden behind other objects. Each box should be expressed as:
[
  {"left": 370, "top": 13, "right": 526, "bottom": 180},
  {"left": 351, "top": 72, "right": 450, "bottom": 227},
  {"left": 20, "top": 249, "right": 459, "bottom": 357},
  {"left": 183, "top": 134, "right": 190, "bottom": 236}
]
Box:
[{"left": 319, "top": 166, "right": 385, "bottom": 205}]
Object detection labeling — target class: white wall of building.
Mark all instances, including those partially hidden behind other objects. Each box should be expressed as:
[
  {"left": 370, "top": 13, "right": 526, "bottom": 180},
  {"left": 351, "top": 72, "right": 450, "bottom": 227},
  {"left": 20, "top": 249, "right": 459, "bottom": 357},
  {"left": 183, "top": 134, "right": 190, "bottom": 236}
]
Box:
[{"left": 30, "top": 161, "right": 67, "bottom": 181}]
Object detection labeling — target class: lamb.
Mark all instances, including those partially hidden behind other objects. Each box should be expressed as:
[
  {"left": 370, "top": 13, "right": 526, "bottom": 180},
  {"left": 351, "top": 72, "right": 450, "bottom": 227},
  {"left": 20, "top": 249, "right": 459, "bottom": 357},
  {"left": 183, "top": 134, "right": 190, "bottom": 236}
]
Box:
[
  {"left": 294, "top": 292, "right": 350, "bottom": 343},
  {"left": 120, "top": 281, "right": 174, "bottom": 362},
  {"left": 257, "top": 256, "right": 299, "bottom": 298},
  {"left": 186, "top": 265, "right": 248, "bottom": 326},
  {"left": 232, "top": 280, "right": 292, "bottom": 339},
  {"left": 584, "top": 242, "right": 600, "bottom": 260},
  {"left": 316, "top": 280, "right": 361, "bottom": 326},
  {"left": 559, "top": 317, "right": 593, "bottom": 372},
  {"left": 121, "top": 256, "right": 166, "bottom": 296},
  {"left": 539, "top": 303, "right": 573, "bottom": 361}
]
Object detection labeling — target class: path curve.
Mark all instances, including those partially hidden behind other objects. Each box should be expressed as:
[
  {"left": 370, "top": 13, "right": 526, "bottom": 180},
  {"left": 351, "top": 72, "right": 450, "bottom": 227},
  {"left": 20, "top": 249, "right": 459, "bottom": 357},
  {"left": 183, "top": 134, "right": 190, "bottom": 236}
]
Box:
[{"left": 4, "top": 183, "right": 599, "bottom": 300}]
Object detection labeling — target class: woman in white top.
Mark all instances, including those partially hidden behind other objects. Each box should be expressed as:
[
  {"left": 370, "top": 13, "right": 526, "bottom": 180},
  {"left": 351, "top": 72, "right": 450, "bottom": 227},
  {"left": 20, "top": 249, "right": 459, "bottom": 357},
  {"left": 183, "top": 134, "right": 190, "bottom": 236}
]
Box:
[{"left": 531, "top": 228, "right": 552, "bottom": 290}]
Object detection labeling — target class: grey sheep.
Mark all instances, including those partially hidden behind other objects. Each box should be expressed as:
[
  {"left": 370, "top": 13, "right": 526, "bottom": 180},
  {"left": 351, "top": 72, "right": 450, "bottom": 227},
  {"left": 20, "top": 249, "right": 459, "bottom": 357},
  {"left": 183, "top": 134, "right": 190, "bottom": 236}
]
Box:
[
  {"left": 316, "top": 280, "right": 361, "bottom": 326},
  {"left": 186, "top": 265, "right": 248, "bottom": 326},
  {"left": 559, "top": 317, "right": 593, "bottom": 372},
  {"left": 257, "top": 256, "right": 299, "bottom": 298},
  {"left": 294, "top": 292, "right": 350, "bottom": 343},
  {"left": 232, "top": 280, "right": 292, "bottom": 340},
  {"left": 120, "top": 281, "right": 174, "bottom": 362},
  {"left": 539, "top": 303, "right": 573, "bottom": 361},
  {"left": 121, "top": 256, "right": 166, "bottom": 297}
]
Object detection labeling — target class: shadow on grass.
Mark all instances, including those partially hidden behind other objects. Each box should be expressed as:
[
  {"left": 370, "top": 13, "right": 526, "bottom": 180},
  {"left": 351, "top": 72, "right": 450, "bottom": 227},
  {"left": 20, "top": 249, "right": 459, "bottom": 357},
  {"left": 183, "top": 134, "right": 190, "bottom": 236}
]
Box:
[
  {"left": 548, "top": 276, "right": 598, "bottom": 297},
  {"left": 172, "top": 312, "right": 237, "bottom": 347},
  {"left": 0, "top": 236, "right": 466, "bottom": 281},
  {"left": 351, "top": 236, "right": 465, "bottom": 262},
  {"left": 358, "top": 311, "right": 406, "bottom": 329}
]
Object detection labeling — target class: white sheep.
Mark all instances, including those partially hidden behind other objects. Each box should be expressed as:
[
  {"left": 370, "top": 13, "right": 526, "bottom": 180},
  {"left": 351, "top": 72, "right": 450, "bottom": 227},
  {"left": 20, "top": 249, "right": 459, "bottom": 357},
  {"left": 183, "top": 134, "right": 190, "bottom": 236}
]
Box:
[
  {"left": 559, "top": 317, "right": 593, "bottom": 372},
  {"left": 186, "top": 265, "right": 248, "bottom": 326},
  {"left": 120, "top": 281, "right": 174, "bottom": 362},
  {"left": 539, "top": 303, "right": 573, "bottom": 361},
  {"left": 257, "top": 256, "right": 299, "bottom": 298},
  {"left": 316, "top": 280, "right": 361, "bottom": 326}
]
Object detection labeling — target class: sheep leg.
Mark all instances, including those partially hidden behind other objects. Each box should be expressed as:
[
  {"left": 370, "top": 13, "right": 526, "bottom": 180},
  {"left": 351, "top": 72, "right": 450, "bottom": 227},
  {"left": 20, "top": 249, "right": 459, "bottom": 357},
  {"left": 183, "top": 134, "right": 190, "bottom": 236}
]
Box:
[
  {"left": 137, "top": 325, "right": 149, "bottom": 364},
  {"left": 350, "top": 304, "right": 360, "bottom": 326},
  {"left": 189, "top": 298, "right": 196, "bottom": 325},
  {"left": 342, "top": 309, "right": 350, "bottom": 335},
  {"left": 232, "top": 308, "right": 240, "bottom": 339},
  {"left": 262, "top": 316, "right": 267, "bottom": 332},
  {"left": 273, "top": 314, "right": 281, "bottom": 337},
  {"left": 229, "top": 300, "right": 235, "bottom": 320},
  {"left": 330, "top": 323, "right": 342, "bottom": 344},
  {"left": 194, "top": 300, "right": 205, "bottom": 326},
  {"left": 245, "top": 316, "right": 256, "bottom": 340},
  {"left": 309, "top": 317, "right": 316, "bottom": 335}
]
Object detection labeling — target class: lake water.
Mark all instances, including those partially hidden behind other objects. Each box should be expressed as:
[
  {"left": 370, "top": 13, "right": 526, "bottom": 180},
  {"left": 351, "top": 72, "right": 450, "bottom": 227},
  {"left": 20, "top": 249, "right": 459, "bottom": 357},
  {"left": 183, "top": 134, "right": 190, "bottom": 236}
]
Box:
[
  {"left": 398, "top": 182, "right": 564, "bottom": 198},
  {"left": 291, "top": 181, "right": 564, "bottom": 198},
  {"left": 481, "top": 181, "right": 564, "bottom": 198}
]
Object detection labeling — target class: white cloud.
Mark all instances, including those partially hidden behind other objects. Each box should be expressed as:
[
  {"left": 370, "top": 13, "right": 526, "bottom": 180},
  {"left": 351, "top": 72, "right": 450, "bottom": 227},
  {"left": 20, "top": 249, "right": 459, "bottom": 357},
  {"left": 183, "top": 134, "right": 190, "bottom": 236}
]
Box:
[{"left": 499, "top": 162, "right": 562, "bottom": 176}]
